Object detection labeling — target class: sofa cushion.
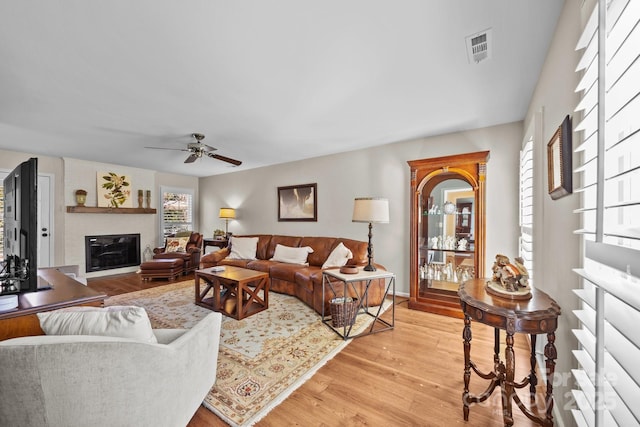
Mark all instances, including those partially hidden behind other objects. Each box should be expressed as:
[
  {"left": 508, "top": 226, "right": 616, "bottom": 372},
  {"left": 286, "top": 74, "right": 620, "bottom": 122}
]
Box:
[
  {"left": 293, "top": 267, "right": 320, "bottom": 294},
  {"left": 230, "top": 235, "right": 273, "bottom": 260},
  {"left": 270, "top": 244, "right": 314, "bottom": 265},
  {"left": 336, "top": 238, "right": 368, "bottom": 265},
  {"left": 270, "top": 262, "right": 306, "bottom": 283},
  {"left": 246, "top": 259, "right": 280, "bottom": 273},
  {"left": 228, "top": 236, "right": 259, "bottom": 260},
  {"left": 267, "top": 235, "right": 302, "bottom": 259},
  {"left": 299, "top": 236, "right": 337, "bottom": 267},
  {"left": 37, "top": 306, "right": 157, "bottom": 343},
  {"left": 165, "top": 237, "right": 189, "bottom": 253},
  {"left": 322, "top": 242, "right": 354, "bottom": 269},
  {"left": 219, "top": 258, "right": 252, "bottom": 268}
]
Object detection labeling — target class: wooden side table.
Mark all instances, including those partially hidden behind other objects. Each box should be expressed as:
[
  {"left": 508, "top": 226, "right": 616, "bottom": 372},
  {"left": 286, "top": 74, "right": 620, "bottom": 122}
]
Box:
[
  {"left": 458, "top": 279, "right": 561, "bottom": 427},
  {"left": 203, "top": 238, "right": 228, "bottom": 251},
  {"left": 195, "top": 266, "right": 269, "bottom": 320}
]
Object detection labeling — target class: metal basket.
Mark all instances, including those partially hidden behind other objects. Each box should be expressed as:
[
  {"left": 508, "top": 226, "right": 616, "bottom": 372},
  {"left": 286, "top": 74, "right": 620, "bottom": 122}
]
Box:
[{"left": 329, "top": 297, "right": 359, "bottom": 328}]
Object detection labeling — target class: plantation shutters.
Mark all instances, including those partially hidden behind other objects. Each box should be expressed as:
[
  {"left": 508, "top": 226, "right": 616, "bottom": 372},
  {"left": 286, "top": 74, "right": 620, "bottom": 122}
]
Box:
[
  {"left": 572, "top": 0, "right": 640, "bottom": 426},
  {"left": 160, "top": 186, "right": 194, "bottom": 240},
  {"left": 519, "top": 137, "right": 534, "bottom": 278}
]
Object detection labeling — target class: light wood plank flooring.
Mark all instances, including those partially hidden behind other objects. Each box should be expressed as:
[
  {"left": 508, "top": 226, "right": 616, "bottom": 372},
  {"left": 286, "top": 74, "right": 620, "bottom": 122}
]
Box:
[{"left": 89, "top": 273, "right": 547, "bottom": 426}]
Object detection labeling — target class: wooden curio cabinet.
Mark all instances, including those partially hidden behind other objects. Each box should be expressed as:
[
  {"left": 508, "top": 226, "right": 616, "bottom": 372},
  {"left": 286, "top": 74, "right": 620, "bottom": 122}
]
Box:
[{"left": 408, "top": 151, "right": 489, "bottom": 318}]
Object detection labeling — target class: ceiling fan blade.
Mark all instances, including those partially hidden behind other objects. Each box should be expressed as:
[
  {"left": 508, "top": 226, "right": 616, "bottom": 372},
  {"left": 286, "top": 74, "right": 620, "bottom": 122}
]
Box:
[
  {"left": 203, "top": 144, "right": 217, "bottom": 152},
  {"left": 205, "top": 152, "right": 242, "bottom": 166},
  {"left": 184, "top": 153, "right": 199, "bottom": 163},
  {"left": 145, "top": 146, "right": 188, "bottom": 152}
]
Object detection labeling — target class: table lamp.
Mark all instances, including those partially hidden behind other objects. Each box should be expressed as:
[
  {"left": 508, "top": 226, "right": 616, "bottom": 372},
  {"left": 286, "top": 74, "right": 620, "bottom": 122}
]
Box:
[
  {"left": 219, "top": 208, "right": 236, "bottom": 238},
  {"left": 352, "top": 197, "right": 389, "bottom": 271}
]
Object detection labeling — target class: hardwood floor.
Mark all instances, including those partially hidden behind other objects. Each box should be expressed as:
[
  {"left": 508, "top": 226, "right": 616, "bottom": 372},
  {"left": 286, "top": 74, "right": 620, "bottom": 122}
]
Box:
[{"left": 89, "top": 274, "right": 547, "bottom": 426}]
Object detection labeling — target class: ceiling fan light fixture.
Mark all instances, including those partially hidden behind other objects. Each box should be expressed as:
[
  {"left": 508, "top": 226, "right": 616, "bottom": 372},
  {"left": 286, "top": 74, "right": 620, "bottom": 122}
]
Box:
[{"left": 145, "top": 132, "right": 242, "bottom": 166}]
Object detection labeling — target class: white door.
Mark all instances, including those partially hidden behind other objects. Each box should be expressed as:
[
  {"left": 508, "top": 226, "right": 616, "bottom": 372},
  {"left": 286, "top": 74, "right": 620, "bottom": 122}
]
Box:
[{"left": 37, "top": 174, "right": 53, "bottom": 267}]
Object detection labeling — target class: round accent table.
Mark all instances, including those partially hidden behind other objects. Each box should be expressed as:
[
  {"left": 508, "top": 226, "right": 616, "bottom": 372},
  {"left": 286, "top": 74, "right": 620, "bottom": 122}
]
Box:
[{"left": 458, "top": 279, "right": 561, "bottom": 426}]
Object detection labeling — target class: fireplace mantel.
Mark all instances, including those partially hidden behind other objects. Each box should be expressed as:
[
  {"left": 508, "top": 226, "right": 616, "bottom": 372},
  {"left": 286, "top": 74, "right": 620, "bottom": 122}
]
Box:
[{"left": 66, "top": 206, "right": 157, "bottom": 214}]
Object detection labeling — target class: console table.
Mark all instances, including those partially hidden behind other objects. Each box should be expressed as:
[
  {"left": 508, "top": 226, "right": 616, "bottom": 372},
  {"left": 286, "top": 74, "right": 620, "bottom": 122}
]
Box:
[
  {"left": 0, "top": 269, "right": 107, "bottom": 341},
  {"left": 203, "top": 238, "right": 228, "bottom": 251},
  {"left": 322, "top": 267, "right": 395, "bottom": 340},
  {"left": 458, "top": 279, "right": 561, "bottom": 426}
]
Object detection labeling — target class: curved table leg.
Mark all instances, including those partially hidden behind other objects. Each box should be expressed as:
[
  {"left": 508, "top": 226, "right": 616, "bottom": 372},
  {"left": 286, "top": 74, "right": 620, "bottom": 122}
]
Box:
[
  {"left": 530, "top": 334, "right": 538, "bottom": 404},
  {"left": 462, "top": 313, "right": 472, "bottom": 421},
  {"left": 544, "top": 332, "right": 557, "bottom": 426},
  {"left": 504, "top": 332, "right": 515, "bottom": 426}
]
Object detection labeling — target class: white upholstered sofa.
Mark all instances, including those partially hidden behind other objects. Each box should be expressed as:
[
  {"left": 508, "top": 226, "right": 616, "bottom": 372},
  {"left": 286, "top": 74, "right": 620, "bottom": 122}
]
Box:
[{"left": 0, "top": 312, "right": 222, "bottom": 427}]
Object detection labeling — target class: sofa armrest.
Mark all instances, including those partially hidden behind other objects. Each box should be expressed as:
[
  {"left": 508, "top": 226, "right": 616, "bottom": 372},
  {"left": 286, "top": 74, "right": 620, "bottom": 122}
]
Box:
[
  {"left": 153, "top": 329, "right": 187, "bottom": 344},
  {"left": 186, "top": 246, "right": 200, "bottom": 255},
  {"left": 201, "top": 248, "right": 230, "bottom": 268}
]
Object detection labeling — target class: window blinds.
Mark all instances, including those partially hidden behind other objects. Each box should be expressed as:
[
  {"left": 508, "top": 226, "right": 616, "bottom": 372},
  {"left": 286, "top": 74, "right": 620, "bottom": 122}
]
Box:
[
  {"left": 572, "top": 1, "right": 640, "bottom": 426},
  {"left": 519, "top": 137, "right": 534, "bottom": 277},
  {"left": 161, "top": 190, "right": 194, "bottom": 236}
]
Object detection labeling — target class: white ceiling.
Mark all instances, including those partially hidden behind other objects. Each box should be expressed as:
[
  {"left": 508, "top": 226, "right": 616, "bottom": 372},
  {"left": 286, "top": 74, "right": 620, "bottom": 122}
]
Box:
[{"left": 0, "top": 1, "right": 564, "bottom": 177}]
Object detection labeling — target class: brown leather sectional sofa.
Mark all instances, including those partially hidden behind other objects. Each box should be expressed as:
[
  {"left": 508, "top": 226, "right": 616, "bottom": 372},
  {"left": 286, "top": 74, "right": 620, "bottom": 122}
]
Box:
[{"left": 200, "top": 234, "right": 387, "bottom": 315}]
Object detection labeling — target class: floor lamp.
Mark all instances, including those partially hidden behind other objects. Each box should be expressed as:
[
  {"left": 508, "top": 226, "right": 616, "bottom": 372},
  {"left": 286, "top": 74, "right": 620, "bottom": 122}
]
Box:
[
  {"left": 352, "top": 197, "right": 389, "bottom": 271},
  {"left": 219, "top": 208, "right": 236, "bottom": 238}
]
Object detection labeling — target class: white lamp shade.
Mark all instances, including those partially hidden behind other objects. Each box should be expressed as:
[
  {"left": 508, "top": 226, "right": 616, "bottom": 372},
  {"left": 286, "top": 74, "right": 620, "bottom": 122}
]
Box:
[
  {"left": 219, "top": 208, "right": 236, "bottom": 219},
  {"left": 352, "top": 198, "right": 389, "bottom": 223}
]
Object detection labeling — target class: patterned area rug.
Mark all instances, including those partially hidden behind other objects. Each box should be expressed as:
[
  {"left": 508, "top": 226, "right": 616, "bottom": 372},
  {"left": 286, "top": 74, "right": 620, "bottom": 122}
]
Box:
[{"left": 105, "top": 280, "right": 389, "bottom": 426}]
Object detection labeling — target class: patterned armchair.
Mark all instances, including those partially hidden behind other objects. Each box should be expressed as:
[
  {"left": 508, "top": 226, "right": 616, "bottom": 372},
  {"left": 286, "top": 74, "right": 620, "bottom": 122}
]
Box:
[{"left": 153, "top": 232, "right": 203, "bottom": 273}]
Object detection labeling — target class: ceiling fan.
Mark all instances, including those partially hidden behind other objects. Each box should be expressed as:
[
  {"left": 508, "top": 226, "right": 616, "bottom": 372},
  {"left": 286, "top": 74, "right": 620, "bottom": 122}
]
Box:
[{"left": 145, "top": 133, "right": 242, "bottom": 166}]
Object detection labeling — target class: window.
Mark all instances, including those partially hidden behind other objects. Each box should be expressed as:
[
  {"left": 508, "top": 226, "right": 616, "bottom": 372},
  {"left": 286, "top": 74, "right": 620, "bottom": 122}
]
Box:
[
  {"left": 572, "top": 0, "right": 639, "bottom": 425},
  {"left": 160, "top": 187, "right": 194, "bottom": 241},
  {"left": 519, "top": 136, "right": 534, "bottom": 278}
]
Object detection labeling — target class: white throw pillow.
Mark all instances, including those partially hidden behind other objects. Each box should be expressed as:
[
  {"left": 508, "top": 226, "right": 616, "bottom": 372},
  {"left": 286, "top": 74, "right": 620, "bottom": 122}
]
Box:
[
  {"left": 227, "top": 236, "right": 259, "bottom": 260},
  {"left": 37, "top": 306, "right": 157, "bottom": 343},
  {"left": 322, "top": 242, "right": 354, "bottom": 269},
  {"left": 270, "top": 244, "right": 314, "bottom": 265}
]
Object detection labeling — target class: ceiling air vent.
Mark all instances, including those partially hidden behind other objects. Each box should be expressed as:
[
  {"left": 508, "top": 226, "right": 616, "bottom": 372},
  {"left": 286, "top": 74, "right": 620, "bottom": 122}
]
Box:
[{"left": 466, "top": 28, "right": 492, "bottom": 64}]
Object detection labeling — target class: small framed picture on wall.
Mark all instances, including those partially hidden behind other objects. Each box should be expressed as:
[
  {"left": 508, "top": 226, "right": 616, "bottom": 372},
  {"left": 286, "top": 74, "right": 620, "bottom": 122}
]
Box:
[{"left": 547, "top": 115, "right": 572, "bottom": 200}]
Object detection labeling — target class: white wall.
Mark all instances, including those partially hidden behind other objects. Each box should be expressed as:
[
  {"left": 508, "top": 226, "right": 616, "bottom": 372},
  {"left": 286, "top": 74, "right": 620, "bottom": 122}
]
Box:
[
  {"left": 199, "top": 121, "right": 523, "bottom": 296},
  {"left": 63, "top": 158, "right": 157, "bottom": 277},
  {"left": 523, "top": 0, "right": 586, "bottom": 425}
]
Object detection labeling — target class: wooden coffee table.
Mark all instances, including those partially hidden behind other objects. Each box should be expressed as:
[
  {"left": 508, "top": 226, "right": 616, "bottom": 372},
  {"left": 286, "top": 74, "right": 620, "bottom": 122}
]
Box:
[{"left": 195, "top": 266, "right": 269, "bottom": 320}]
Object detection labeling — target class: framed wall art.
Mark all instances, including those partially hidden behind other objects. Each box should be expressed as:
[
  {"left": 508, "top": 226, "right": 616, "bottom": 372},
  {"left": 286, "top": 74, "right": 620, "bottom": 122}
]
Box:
[
  {"left": 547, "top": 115, "right": 572, "bottom": 200},
  {"left": 278, "top": 183, "right": 317, "bottom": 221},
  {"left": 97, "top": 171, "right": 132, "bottom": 208}
]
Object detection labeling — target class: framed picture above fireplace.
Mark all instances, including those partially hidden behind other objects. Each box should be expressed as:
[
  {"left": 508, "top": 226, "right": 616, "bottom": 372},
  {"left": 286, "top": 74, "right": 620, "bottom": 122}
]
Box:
[{"left": 97, "top": 172, "right": 133, "bottom": 208}]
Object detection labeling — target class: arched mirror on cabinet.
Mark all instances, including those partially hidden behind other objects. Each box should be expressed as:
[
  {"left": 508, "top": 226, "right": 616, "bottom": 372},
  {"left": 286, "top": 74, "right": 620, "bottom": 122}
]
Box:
[{"left": 408, "top": 151, "right": 489, "bottom": 318}]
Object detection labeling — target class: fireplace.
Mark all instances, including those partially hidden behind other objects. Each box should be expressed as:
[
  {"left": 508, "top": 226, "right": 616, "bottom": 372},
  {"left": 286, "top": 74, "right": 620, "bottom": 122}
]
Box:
[{"left": 85, "top": 233, "right": 141, "bottom": 272}]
